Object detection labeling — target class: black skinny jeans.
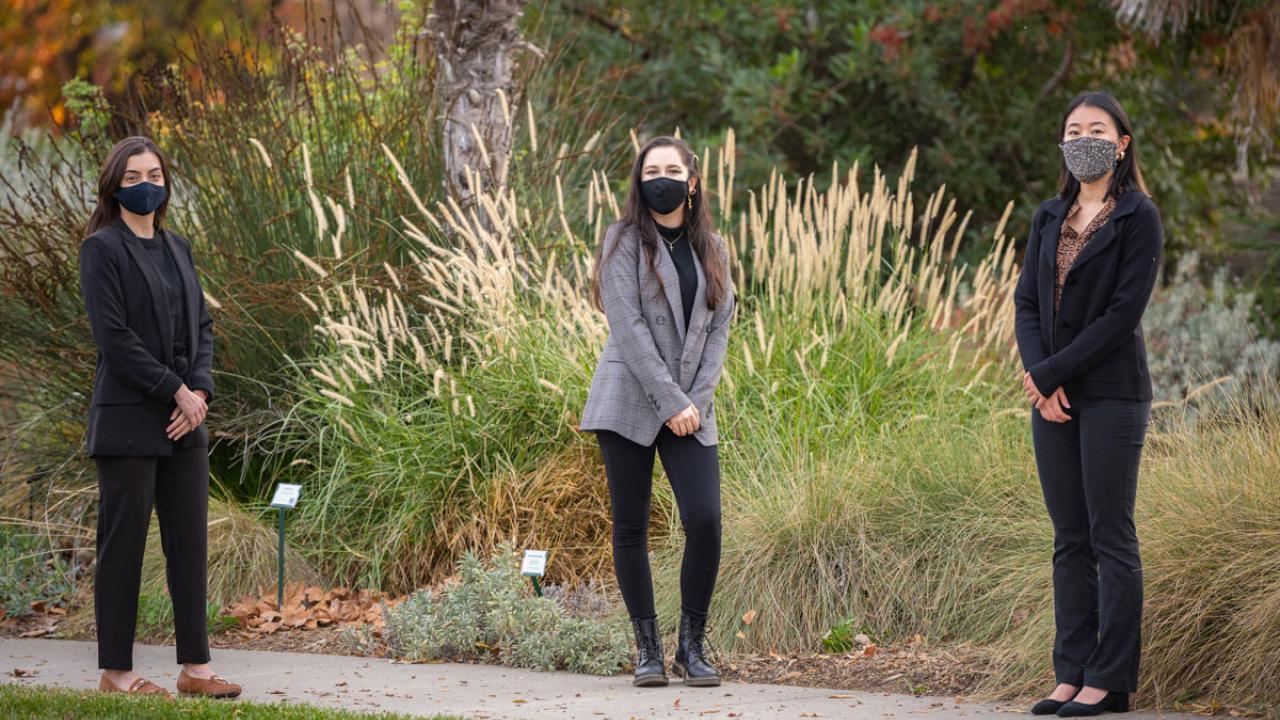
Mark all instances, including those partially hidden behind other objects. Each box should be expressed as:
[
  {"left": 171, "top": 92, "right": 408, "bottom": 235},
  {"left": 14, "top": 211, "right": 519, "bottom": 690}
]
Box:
[
  {"left": 1032, "top": 399, "right": 1151, "bottom": 693},
  {"left": 596, "top": 427, "right": 722, "bottom": 621},
  {"left": 94, "top": 444, "right": 211, "bottom": 670}
]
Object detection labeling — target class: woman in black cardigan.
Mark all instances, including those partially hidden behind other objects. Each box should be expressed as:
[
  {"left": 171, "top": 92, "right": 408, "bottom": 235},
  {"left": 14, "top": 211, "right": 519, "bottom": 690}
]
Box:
[
  {"left": 79, "top": 137, "right": 239, "bottom": 699},
  {"left": 1015, "top": 92, "right": 1163, "bottom": 717}
]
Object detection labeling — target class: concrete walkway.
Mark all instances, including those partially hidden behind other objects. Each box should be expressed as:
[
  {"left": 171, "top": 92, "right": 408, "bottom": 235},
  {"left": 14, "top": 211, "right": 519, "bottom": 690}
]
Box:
[{"left": 0, "top": 638, "right": 1199, "bottom": 719}]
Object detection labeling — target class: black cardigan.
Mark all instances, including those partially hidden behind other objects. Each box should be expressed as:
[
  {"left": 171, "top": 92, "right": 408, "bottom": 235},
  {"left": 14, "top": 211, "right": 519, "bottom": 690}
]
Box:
[
  {"left": 78, "top": 217, "right": 215, "bottom": 457},
  {"left": 1014, "top": 190, "right": 1163, "bottom": 404}
]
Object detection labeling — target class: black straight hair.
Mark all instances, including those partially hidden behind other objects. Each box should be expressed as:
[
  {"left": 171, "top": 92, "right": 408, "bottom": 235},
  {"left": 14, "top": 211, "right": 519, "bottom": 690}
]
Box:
[{"left": 1057, "top": 91, "right": 1148, "bottom": 202}]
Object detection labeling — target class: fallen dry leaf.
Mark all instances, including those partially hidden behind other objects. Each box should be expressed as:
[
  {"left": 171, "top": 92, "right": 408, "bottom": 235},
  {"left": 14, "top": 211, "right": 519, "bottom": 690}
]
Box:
[
  {"left": 742, "top": 609, "right": 757, "bottom": 626},
  {"left": 17, "top": 625, "right": 56, "bottom": 639}
]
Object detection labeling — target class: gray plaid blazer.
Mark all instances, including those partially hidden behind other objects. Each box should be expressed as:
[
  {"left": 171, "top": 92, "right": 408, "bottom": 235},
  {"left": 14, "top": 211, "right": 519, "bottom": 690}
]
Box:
[{"left": 579, "top": 221, "right": 735, "bottom": 447}]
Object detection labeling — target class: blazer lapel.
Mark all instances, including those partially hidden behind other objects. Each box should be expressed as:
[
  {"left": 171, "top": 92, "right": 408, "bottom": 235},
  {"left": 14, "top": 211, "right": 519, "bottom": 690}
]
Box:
[
  {"left": 1038, "top": 206, "right": 1064, "bottom": 332},
  {"left": 1038, "top": 200, "right": 1067, "bottom": 271},
  {"left": 1064, "top": 192, "right": 1141, "bottom": 276},
  {"left": 116, "top": 221, "right": 174, "bottom": 364},
  {"left": 679, "top": 247, "right": 708, "bottom": 368},
  {"left": 654, "top": 242, "right": 687, "bottom": 342}
]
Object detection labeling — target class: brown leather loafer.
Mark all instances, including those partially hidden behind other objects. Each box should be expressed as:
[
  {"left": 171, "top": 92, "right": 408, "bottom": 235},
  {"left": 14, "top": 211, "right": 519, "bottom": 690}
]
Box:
[
  {"left": 98, "top": 674, "right": 174, "bottom": 700},
  {"left": 176, "top": 670, "right": 242, "bottom": 698}
]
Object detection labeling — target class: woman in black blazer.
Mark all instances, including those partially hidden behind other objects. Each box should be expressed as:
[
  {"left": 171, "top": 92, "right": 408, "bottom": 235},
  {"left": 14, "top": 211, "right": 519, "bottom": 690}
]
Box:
[
  {"left": 79, "top": 137, "right": 239, "bottom": 699},
  {"left": 1015, "top": 92, "right": 1163, "bottom": 717}
]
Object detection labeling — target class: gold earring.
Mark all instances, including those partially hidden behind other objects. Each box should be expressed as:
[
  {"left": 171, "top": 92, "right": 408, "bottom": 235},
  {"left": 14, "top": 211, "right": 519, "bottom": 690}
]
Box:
[
  {"left": 687, "top": 190, "right": 694, "bottom": 210},
  {"left": 1118, "top": 150, "right": 1125, "bottom": 161}
]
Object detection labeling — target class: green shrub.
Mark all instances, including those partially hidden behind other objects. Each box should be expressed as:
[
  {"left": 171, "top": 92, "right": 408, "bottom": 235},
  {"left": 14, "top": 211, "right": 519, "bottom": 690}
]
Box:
[
  {"left": 1144, "top": 251, "right": 1280, "bottom": 411},
  {"left": 361, "top": 543, "right": 629, "bottom": 675},
  {"left": 0, "top": 528, "right": 74, "bottom": 618},
  {"left": 820, "top": 616, "right": 868, "bottom": 654}
]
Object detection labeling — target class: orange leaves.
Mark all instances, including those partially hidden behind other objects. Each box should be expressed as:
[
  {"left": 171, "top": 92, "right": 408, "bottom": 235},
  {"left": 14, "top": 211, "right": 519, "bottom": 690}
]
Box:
[
  {"left": 223, "top": 582, "right": 404, "bottom": 636},
  {"left": 736, "top": 608, "right": 758, "bottom": 641}
]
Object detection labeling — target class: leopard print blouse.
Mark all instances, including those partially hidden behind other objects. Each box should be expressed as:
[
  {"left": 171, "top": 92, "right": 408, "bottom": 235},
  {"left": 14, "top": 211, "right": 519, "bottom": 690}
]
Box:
[{"left": 1055, "top": 197, "right": 1117, "bottom": 314}]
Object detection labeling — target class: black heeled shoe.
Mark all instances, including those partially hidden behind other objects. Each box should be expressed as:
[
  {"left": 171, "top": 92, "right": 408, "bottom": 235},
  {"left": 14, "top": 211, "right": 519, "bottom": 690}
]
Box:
[
  {"left": 1030, "top": 698, "right": 1067, "bottom": 715},
  {"left": 672, "top": 612, "right": 720, "bottom": 687},
  {"left": 630, "top": 617, "right": 668, "bottom": 687},
  {"left": 1057, "top": 691, "right": 1130, "bottom": 716}
]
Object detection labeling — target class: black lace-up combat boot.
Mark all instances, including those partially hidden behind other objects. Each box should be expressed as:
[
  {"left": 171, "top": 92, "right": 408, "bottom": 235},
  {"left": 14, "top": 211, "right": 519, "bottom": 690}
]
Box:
[
  {"left": 672, "top": 612, "right": 719, "bottom": 687},
  {"left": 631, "top": 617, "right": 668, "bottom": 687}
]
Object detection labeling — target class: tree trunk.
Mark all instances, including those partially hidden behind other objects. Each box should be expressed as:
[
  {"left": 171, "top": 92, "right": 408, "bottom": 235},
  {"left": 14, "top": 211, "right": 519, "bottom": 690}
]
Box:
[{"left": 429, "top": 0, "right": 538, "bottom": 211}]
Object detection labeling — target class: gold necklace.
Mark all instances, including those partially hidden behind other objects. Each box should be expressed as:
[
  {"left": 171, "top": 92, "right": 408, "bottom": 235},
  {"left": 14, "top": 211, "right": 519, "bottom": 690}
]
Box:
[{"left": 661, "top": 230, "right": 686, "bottom": 252}]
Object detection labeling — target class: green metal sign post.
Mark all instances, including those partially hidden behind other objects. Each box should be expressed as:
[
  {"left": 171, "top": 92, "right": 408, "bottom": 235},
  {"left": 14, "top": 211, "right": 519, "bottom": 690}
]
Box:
[{"left": 269, "top": 483, "right": 301, "bottom": 610}]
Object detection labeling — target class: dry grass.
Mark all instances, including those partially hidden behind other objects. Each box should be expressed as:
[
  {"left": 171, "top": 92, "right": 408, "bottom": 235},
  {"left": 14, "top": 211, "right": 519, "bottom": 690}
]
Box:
[{"left": 435, "top": 442, "right": 661, "bottom": 587}]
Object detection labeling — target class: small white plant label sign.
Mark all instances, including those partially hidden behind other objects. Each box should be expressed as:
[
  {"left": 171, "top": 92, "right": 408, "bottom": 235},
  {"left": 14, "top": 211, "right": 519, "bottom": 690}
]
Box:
[
  {"left": 521, "top": 549, "right": 547, "bottom": 577},
  {"left": 270, "top": 483, "right": 302, "bottom": 509}
]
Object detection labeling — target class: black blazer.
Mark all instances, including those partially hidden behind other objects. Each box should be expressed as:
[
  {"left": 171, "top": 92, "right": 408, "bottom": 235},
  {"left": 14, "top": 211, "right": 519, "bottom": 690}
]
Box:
[
  {"left": 1014, "top": 190, "right": 1163, "bottom": 404},
  {"left": 79, "top": 217, "right": 215, "bottom": 457}
]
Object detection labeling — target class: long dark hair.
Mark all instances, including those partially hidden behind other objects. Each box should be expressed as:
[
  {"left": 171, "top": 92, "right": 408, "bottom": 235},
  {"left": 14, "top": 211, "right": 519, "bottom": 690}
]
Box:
[
  {"left": 1058, "top": 91, "right": 1148, "bottom": 202},
  {"left": 590, "top": 135, "right": 728, "bottom": 312},
  {"left": 84, "top": 136, "right": 172, "bottom": 238}
]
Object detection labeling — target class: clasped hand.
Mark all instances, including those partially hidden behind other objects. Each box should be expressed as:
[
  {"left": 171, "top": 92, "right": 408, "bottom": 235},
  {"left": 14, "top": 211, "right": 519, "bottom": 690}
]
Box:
[
  {"left": 168, "top": 385, "right": 208, "bottom": 440},
  {"left": 1023, "top": 371, "right": 1072, "bottom": 423},
  {"left": 666, "top": 404, "right": 700, "bottom": 436}
]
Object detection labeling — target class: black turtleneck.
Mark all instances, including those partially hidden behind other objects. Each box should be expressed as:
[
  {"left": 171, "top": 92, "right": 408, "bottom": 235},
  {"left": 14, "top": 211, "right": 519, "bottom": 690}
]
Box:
[
  {"left": 123, "top": 223, "right": 190, "bottom": 374},
  {"left": 656, "top": 222, "right": 697, "bottom": 331}
]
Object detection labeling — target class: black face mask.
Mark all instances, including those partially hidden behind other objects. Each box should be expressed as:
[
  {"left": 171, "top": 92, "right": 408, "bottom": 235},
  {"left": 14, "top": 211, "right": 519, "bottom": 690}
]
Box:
[
  {"left": 114, "top": 181, "right": 168, "bottom": 216},
  {"left": 640, "top": 177, "right": 689, "bottom": 215}
]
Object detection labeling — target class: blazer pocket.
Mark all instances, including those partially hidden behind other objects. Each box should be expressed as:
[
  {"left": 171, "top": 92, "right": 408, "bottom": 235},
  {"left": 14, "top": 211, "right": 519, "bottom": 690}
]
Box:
[{"left": 93, "top": 384, "right": 144, "bottom": 406}]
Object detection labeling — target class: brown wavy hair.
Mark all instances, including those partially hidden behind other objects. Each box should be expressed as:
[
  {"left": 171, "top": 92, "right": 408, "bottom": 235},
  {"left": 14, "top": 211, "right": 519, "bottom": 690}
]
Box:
[
  {"left": 83, "top": 136, "right": 172, "bottom": 238},
  {"left": 590, "top": 135, "right": 728, "bottom": 312}
]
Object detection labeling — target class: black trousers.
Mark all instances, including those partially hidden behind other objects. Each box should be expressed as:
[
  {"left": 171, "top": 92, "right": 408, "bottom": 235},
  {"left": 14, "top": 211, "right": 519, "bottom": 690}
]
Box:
[
  {"left": 94, "top": 444, "right": 211, "bottom": 670},
  {"left": 596, "top": 427, "right": 722, "bottom": 621},
  {"left": 1032, "top": 399, "right": 1151, "bottom": 693}
]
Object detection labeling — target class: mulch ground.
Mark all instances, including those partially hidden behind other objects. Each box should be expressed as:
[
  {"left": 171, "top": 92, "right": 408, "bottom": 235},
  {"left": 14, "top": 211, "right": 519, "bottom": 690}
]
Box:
[{"left": 720, "top": 644, "right": 1000, "bottom": 698}]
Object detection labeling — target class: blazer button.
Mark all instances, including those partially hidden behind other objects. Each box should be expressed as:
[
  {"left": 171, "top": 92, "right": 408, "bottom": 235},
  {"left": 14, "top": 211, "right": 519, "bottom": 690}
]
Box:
[{"left": 656, "top": 316, "right": 665, "bottom": 325}]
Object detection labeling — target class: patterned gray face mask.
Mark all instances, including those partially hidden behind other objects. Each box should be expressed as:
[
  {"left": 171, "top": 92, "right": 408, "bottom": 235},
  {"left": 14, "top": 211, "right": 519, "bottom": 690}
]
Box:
[{"left": 1059, "top": 136, "right": 1118, "bottom": 184}]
